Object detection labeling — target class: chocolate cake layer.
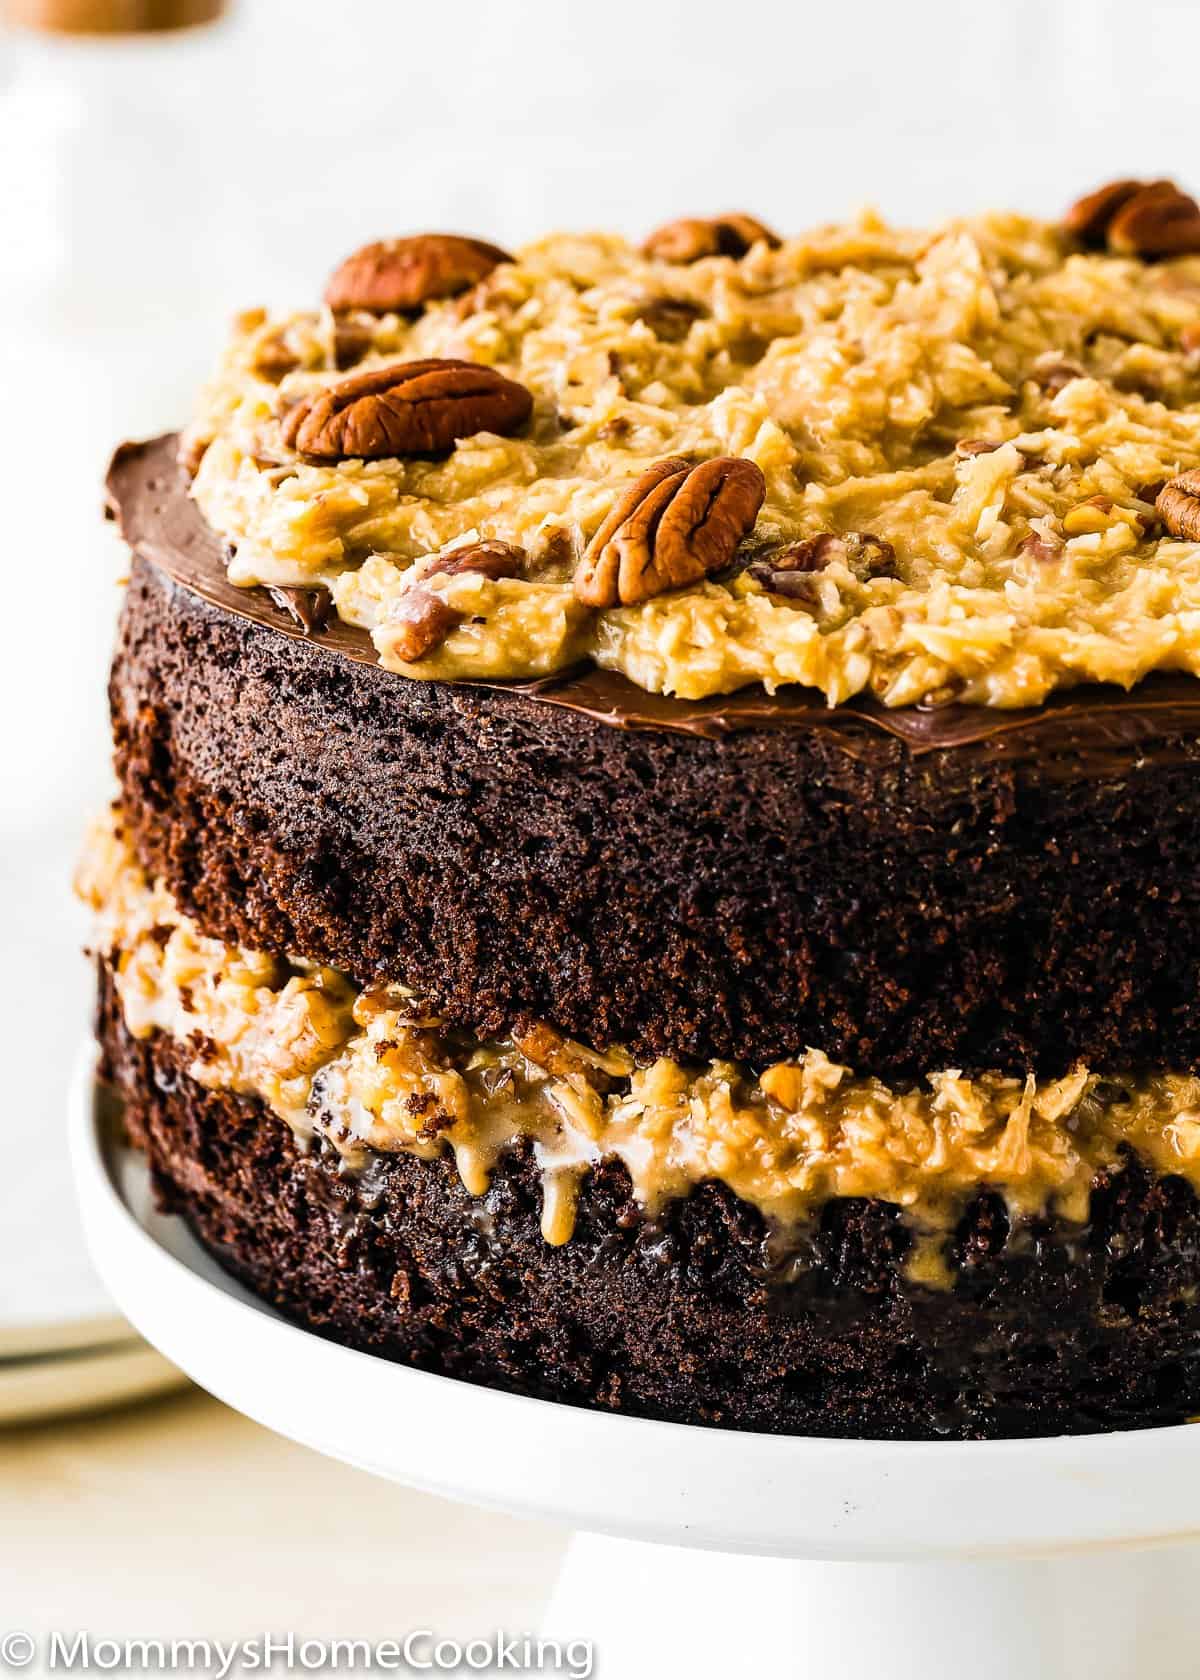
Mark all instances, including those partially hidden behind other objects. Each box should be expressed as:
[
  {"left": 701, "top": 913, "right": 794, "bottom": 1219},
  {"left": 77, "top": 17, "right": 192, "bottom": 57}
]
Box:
[
  {"left": 97, "top": 961, "right": 1200, "bottom": 1440},
  {"left": 108, "top": 435, "right": 1200, "bottom": 757},
  {"left": 109, "top": 439, "right": 1200, "bottom": 1079}
]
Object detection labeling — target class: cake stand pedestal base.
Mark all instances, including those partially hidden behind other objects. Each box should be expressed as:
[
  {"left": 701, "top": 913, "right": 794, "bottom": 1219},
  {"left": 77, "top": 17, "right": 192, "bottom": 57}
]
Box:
[{"left": 544, "top": 1535, "right": 1200, "bottom": 1680}]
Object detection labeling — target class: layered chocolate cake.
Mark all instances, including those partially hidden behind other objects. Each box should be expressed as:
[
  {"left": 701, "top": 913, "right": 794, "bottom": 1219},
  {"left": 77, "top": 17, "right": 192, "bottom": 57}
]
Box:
[{"left": 84, "top": 184, "right": 1200, "bottom": 1437}]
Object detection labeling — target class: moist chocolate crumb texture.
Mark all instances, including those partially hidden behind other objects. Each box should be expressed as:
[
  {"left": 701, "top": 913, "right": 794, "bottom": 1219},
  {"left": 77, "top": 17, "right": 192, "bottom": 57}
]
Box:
[{"left": 85, "top": 184, "right": 1200, "bottom": 1437}]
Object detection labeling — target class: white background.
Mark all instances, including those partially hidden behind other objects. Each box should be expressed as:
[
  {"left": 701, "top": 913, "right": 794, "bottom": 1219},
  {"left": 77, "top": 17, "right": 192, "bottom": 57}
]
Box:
[{"left": 0, "top": 0, "right": 1198, "bottom": 1320}]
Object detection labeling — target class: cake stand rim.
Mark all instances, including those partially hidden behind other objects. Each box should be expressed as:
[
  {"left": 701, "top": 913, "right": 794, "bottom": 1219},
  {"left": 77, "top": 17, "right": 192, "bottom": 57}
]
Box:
[{"left": 71, "top": 1045, "right": 1200, "bottom": 1562}]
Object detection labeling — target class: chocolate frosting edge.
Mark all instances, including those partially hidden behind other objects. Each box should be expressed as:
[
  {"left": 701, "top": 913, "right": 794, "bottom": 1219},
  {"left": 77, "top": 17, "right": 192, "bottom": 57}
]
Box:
[{"left": 106, "top": 434, "right": 1200, "bottom": 761}]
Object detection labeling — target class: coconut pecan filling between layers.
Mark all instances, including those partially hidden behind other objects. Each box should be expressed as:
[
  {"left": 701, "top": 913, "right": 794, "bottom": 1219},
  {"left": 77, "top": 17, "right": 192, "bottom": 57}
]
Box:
[
  {"left": 187, "top": 203, "right": 1200, "bottom": 709},
  {"left": 80, "top": 809, "right": 1200, "bottom": 1267}
]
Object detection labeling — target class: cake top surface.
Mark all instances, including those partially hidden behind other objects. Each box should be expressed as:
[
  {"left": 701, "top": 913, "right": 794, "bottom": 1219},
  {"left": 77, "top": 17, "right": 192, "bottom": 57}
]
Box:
[{"left": 185, "top": 183, "right": 1200, "bottom": 710}]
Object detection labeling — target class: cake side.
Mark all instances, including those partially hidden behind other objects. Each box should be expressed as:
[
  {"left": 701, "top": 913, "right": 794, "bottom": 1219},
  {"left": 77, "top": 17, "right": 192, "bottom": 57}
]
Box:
[{"left": 111, "top": 532, "right": 1200, "bottom": 1080}]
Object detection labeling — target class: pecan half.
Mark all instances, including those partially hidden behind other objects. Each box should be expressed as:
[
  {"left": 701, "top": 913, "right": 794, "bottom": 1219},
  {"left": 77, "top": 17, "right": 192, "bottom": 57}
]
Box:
[
  {"left": 1063, "top": 178, "right": 1200, "bottom": 258},
  {"left": 280, "top": 359, "right": 533, "bottom": 460},
  {"left": 642, "top": 214, "right": 780, "bottom": 264},
  {"left": 1062, "top": 179, "right": 1145, "bottom": 247},
  {"left": 387, "top": 541, "right": 526, "bottom": 662},
  {"left": 574, "top": 456, "right": 766, "bottom": 607},
  {"left": 1109, "top": 182, "right": 1200, "bottom": 258},
  {"left": 324, "top": 234, "right": 512, "bottom": 313},
  {"left": 631, "top": 296, "right": 707, "bottom": 342},
  {"left": 1157, "top": 470, "right": 1200, "bottom": 540}
]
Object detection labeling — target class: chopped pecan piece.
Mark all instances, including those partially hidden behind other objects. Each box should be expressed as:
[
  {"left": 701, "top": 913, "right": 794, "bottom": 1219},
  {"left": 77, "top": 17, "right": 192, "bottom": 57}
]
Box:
[
  {"left": 324, "top": 234, "right": 512, "bottom": 314},
  {"left": 747, "top": 533, "right": 838, "bottom": 596},
  {"left": 332, "top": 317, "right": 374, "bottom": 370},
  {"left": 386, "top": 590, "right": 462, "bottom": 663},
  {"left": 1157, "top": 470, "right": 1200, "bottom": 540},
  {"left": 252, "top": 313, "right": 371, "bottom": 379},
  {"left": 1017, "top": 530, "right": 1065, "bottom": 563},
  {"left": 1063, "top": 178, "right": 1200, "bottom": 259},
  {"left": 955, "top": 437, "right": 1004, "bottom": 458},
  {"left": 477, "top": 1065, "right": 516, "bottom": 1099},
  {"left": 266, "top": 584, "right": 333, "bottom": 635},
  {"left": 387, "top": 541, "right": 526, "bottom": 663},
  {"left": 1060, "top": 494, "right": 1146, "bottom": 538},
  {"left": 280, "top": 359, "right": 533, "bottom": 460},
  {"left": 1032, "top": 352, "right": 1086, "bottom": 394},
  {"left": 423, "top": 538, "right": 527, "bottom": 583},
  {"left": 642, "top": 214, "right": 780, "bottom": 264},
  {"left": 532, "top": 525, "right": 582, "bottom": 570},
  {"left": 631, "top": 296, "right": 707, "bottom": 342},
  {"left": 513, "top": 1023, "right": 619, "bottom": 1093},
  {"left": 252, "top": 331, "right": 301, "bottom": 381},
  {"left": 513, "top": 1023, "right": 584, "bottom": 1078},
  {"left": 749, "top": 531, "right": 896, "bottom": 596},
  {"left": 921, "top": 680, "right": 965, "bottom": 709},
  {"left": 847, "top": 532, "right": 898, "bottom": 578},
  {"left": 574, "top": 455, "right": 766, "bottom": 607}
]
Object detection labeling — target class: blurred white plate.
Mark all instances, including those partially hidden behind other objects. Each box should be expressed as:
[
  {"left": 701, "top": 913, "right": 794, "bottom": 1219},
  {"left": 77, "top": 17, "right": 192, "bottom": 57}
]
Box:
[
  {"left": 0, "top": 1334, "right": 182, "bottom": 1426},
  {"left": 0, "top": 1309, "right": 131, "bottom": 1362},
  {"left": 0, "top": 1049, "right": 186, "bottom": 1424},
  {"left": 0, "top": 847, "right": 118, "bottom": 1359}
]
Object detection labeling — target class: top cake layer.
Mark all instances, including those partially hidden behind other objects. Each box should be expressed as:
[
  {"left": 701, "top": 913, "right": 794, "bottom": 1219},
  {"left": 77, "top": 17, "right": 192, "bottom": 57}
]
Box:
[
  {"left": 185, "top": 188, "right": 1200, "bottom": 708},
  {"left": 105, "top": 437, "right": 1200, "bottom": 1080}
]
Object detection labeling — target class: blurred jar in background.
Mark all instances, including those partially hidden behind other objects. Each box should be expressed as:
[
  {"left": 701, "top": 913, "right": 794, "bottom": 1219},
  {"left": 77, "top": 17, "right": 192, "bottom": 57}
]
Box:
[
  {"left": 5, "top": 0, "right": 222, "bottom": 29},
  {"left": 0, "top": 0, "right": 233, "bottom": 1328},
  {"left": 0, "top": 0, "right": 235, "bottom": 805}
]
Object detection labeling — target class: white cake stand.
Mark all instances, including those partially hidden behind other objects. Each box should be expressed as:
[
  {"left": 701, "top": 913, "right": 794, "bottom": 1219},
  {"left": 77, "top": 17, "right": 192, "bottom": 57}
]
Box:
[{"left": 71, "top": 1053, "right": 1200, "bottom": 1680}]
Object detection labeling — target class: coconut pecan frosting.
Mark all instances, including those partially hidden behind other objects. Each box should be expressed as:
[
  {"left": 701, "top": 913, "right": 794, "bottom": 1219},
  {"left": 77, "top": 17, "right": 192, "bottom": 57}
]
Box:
[{"left": 184, "top": 182, "right": 1200, "bottom": 708}]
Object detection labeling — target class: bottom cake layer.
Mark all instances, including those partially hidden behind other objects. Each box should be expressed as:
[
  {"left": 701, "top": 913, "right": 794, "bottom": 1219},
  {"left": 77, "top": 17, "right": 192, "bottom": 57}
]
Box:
[{"left": 97, "top": 963, "right": 1200, "bottom": 1441}]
